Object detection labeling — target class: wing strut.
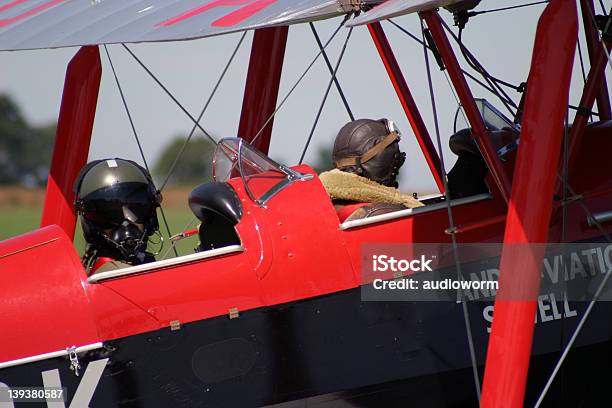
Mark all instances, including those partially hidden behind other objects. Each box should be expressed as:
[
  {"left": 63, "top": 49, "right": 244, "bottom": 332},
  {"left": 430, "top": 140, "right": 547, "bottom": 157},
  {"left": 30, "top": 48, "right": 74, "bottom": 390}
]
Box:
[
  {"left": 238, "top": 27, "right": 289, "bottom": 154},
  {"left": 368, "top": 22, "right": 445, "bottom": 194},
  {"left": 40, "top": 46, "right": 101, "bottom": 240},
  {"left": 480, "top": 2, "right": 578, "bottom": 407},
  {"left": 422, "top": 10, "right": 511, "bottom": 203},
  {"left": 580, "top": 0, "right": 611, "bottom": 120}
]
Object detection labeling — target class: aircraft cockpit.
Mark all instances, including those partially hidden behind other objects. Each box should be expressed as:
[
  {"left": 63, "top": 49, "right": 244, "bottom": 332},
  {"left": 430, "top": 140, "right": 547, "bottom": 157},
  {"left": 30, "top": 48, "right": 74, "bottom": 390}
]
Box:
[
  {"left": 188, "top": 137, "right": 314, "bottom": 250},
  {"left": 84, "top": 99, "right": 518, "bottom": 282},
  {"left": 85, "top": 137, "right": 316, "bottom": 282},
  {"left": 211, "top": 137, "right": 314, "bottom": 208}
]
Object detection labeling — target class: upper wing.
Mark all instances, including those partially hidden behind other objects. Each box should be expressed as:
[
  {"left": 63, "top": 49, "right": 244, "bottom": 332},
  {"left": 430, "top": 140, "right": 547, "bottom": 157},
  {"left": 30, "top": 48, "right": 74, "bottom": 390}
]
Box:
[
  {"left": 347, "top": 0, "right": 464, "bottom": 26},
  {"left": 0, "top": 0, "right": 374, "bottom": 51}
]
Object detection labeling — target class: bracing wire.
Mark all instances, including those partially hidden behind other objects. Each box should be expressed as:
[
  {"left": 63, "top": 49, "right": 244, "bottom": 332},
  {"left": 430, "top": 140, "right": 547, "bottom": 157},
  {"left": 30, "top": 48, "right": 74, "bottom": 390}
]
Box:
[
  {"left": 249, "top": 17, "right": 347, "bottom": 148},
  {"left": 535, "top": 114, "right": 612, "bottom": 406},
  {"left": 309, "top": 22, "right": 355, "bottom": 121},
  {"left": 534, "top": 263, "right": 612, "bottom": 407},
  {"left": 443, "top": 71, "right": 470, "bottom": 133},
  {"left": 121, "top": 43, "right": 218, "bottom": 145},
  {"left": 103, "top": 44, "right": 179, "bottom": 257},
  {"left": 103, "top": 45, "right": 149, "bottom": 174},
  {"left": 388, "top": 19, "right": 515, "bottom": 107},
  {"left": 585, "top": 4, "right": 612, "bottom": 72},
  {"left": 558, "top": 106, "right": 571, "bottom": 396},
  {"left": 569, "top": 104, "right": 599, "bottom": 117},
  {"left": 159, "top": 32, "right": 247, "bottom": 191},
  {"left": 420, "top": 18, "right": 481, "bottom": 402},
  {"left": 561, "top": 113, "right": 569, "bottom": 244},
  {"left": 467, "top": 0, "right": 550, "bottom": 16},
  {"left": 575, "top": 36, "right": 592, "bottom": 122},
  {"left": 452, "top": 24, "right": 522, "bottom": 100},
  {"left": 453, "top": 26, "right": 518, "bottom": 117},
  {"left": 561, "top": 179, "right": 611, "bottom": 244},
  {"left": 576, "top": 36, "right": 588, "bottom": 85},
  {"left": 299, "top": 27, "right": 353, "bottom": 164}
]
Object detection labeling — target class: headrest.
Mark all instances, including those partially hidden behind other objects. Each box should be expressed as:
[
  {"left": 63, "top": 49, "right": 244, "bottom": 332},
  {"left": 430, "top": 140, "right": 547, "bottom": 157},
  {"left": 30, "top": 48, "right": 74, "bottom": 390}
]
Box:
[
  {"left": 189, "top": 182, "right": 243, "bottom": 225},
  {"left": 450, "top": 127, "right": 519, "bottom": 157},
  {"left": 449, "top": 128, "right": 479, "bottom": 156}
]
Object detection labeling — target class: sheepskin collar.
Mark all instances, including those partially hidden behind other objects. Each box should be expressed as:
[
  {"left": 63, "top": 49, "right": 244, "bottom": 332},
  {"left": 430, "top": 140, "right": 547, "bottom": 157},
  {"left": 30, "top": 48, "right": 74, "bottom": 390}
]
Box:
[{"left": 319, "top": 169, "right": 423, "bottom": 208}]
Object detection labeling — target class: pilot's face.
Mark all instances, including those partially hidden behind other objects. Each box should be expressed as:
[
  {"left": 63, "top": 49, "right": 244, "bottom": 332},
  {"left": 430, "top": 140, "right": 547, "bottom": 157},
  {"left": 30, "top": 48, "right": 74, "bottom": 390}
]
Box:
[{"left": 362, "top": 141, "right": 406, "bottom": 188}]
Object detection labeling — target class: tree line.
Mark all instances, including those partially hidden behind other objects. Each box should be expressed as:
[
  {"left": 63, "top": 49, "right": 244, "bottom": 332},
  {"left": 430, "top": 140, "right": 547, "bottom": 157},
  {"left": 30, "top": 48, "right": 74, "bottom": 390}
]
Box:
[
  {"left": 0, "top": 93, "right": 333, "bottom": 188},
  {"left": 0, "top": 93, "right": 217, "bottom": 188}
]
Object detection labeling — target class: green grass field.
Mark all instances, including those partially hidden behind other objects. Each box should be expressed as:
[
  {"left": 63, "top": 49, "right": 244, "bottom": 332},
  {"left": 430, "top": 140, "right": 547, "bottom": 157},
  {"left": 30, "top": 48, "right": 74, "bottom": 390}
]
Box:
[
  {"left": 0, "top": 206, "right": 42, "bottom": 240},
  {"left": 0, "top": 205, "right": 198, "bottom": 259}
]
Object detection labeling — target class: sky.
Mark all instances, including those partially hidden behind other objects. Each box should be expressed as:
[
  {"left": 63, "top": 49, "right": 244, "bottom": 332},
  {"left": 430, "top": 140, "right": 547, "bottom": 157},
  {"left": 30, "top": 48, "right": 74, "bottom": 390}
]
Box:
[{"left": 0, "top": 0, "right": 610, "bottom": 195}]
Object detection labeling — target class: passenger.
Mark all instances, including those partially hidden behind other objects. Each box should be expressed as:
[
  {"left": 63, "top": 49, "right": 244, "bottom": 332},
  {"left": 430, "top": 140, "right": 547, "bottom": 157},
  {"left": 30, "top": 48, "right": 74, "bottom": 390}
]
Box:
[
  {"left": 319, "top": 118, "right": 423, "bottom": 221},
  {"left": 73, "top": 158, "right": 162, "bottom": 274}
]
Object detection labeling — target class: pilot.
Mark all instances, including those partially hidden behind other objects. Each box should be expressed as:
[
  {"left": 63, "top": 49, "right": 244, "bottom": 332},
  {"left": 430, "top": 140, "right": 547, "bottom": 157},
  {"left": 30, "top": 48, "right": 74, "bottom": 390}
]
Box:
[
  {"left": 73, "top": 158, "right": 162, "bottom": 274},
  {"left": 319, "top": 118, "right": 423, "bottom": 221}
]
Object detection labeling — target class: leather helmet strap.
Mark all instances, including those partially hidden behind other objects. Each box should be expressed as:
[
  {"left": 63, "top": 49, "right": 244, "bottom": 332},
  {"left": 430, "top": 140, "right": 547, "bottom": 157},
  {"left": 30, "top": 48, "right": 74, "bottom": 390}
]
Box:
[{"left": 335, "top": 131, "right": 399, "bottom": 168}]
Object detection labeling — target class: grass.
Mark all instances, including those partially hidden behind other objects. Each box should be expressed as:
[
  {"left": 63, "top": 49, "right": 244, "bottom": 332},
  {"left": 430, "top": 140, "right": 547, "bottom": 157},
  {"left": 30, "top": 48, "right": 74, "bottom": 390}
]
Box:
[
  {"left": 0, "top": 206, "right": 42, "bottom": 240},
  {"left": 0, "top": 205, "right": 199, "bottom": 260}
]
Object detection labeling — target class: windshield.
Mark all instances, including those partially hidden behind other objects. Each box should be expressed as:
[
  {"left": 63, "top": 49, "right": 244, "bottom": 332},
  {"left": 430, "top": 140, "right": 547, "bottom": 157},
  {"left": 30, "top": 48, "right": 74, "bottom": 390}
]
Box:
[
  {"left": 213, "top": 138, "right": 312, "bottom": 207},
  {"left": 454, "top": 99, "right": 518, "bottom": 132},
  {"left": 475, "top": 99, "right": 517, "bottom": 131}
]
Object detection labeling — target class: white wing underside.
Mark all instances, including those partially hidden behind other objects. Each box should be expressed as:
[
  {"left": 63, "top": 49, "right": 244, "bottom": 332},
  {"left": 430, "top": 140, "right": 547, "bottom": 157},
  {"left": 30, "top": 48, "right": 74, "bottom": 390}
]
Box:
[{"left": 0, "top": 0, "right": 378, "bottom": 51}]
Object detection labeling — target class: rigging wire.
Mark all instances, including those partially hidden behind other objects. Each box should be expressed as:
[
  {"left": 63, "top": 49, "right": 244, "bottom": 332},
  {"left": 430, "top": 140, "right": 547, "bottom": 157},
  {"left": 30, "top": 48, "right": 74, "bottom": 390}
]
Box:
[
  {"left": 585, "top": 3, "right": 612, "bottom": 72},
  {"left": 121, "top": 43, "right": 218, "bottom": 145},
  {"left": 420, "top": 18, "right": 481, "bottom": 402},
  {"left": 454, "top": 26, "right": 518, "bottom": 117},
  {"left": 535, "top": 126, "right": 611, "bottom": 406},
  {"left": 576, "top": 36, "right": 588, "bottom": 85},
  {"left": 387, "top": 19, "right": 515, "bottom": 107},
  {"left": 443, "top": 71, "right": 470, "bottom": 133},
  {"left": 299, "top": 27, "right": 353, "bottom": 164},
  {"left": 453, "top": 23, "right": 522, "bottom": 100},
  {"left": 159, "top": 32, "right": 247, "bottom": 192},
  {"left": 575, "top": 36, "right": 592, "bottom": 122},
  {"left": 249, "top": 17, "right": 347, "bottom": 148},
  {"left": 436, "top": 15, "right": 526, "bottom": 117},
  {"left": 441, "top": 18, "right": 522, "bottom": 119},
  {"left": 569, "top": 104, "right": 599, "bottom": 117},
  {"left": 558, "top": 107, "right": 571, "bottom": 397},
  {"left": 309, "top": 22, "right": 355, "bottom": 121},
  {"left": 466, "top": 0, "right": 550, "bottom": 17},
  {"left": 562, "top": 180, "right": 612, "bottom": 243},
  {"left": 534, "top": 263, "right": 612, "bottom": 407},
  {"left": 103, "top": 44, "right": 178, "bottom": 257},
  {"left": 561, "top": 113, "right": 570, "bottom": 244}
]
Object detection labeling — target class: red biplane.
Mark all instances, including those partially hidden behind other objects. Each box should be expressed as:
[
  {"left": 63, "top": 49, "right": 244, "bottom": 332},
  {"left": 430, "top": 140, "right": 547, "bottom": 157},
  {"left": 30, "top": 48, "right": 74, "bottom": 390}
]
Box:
[{"left": 0, "top": 0, "right": 611, "bottom": 407}]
